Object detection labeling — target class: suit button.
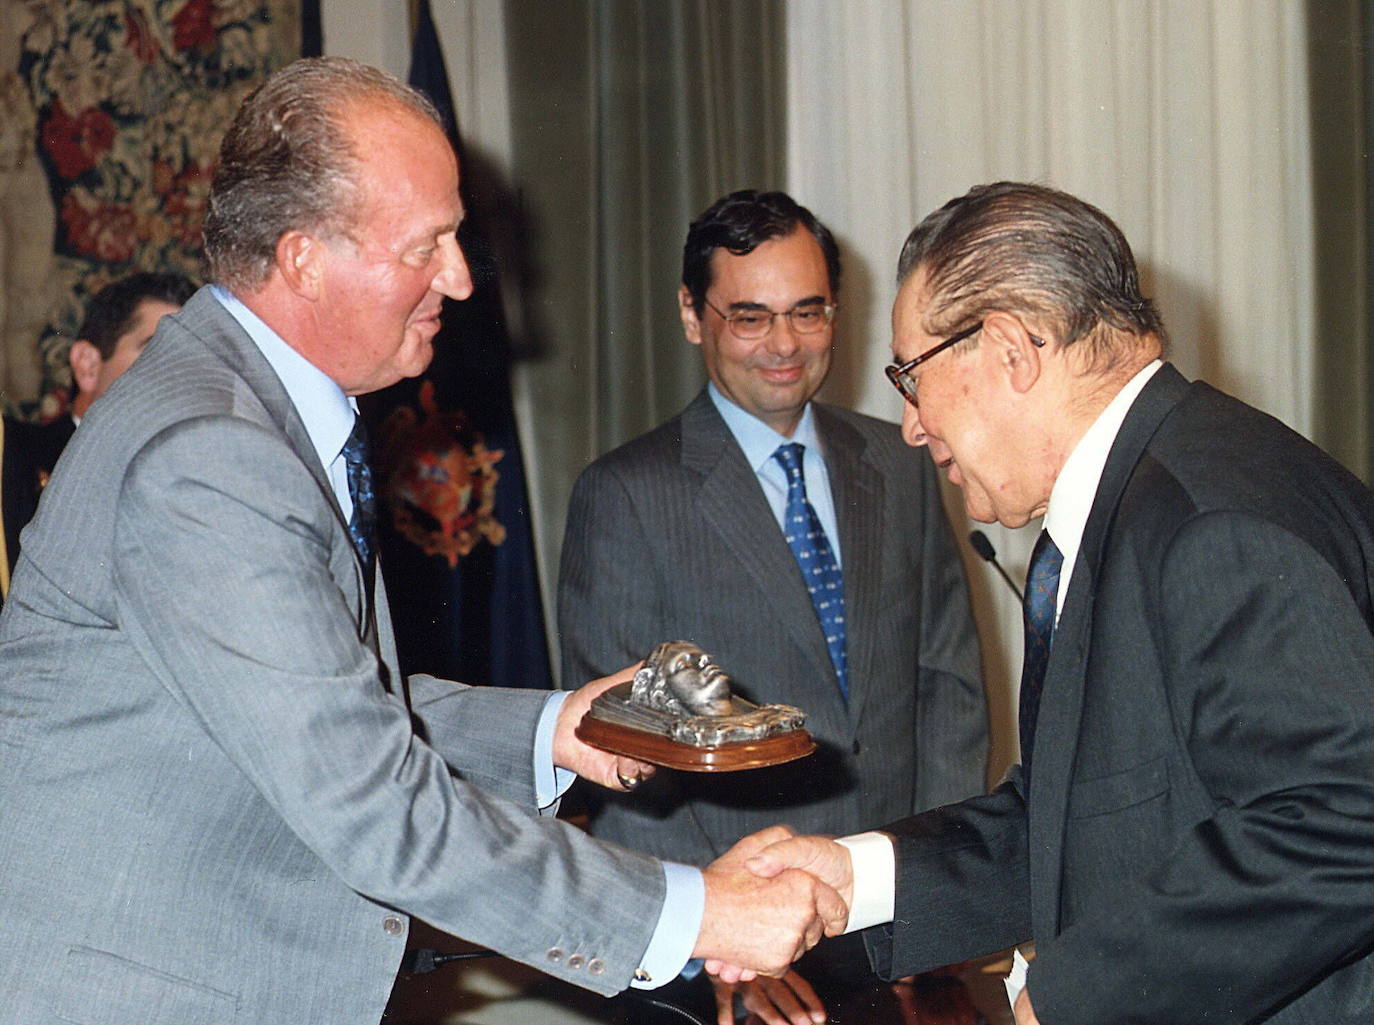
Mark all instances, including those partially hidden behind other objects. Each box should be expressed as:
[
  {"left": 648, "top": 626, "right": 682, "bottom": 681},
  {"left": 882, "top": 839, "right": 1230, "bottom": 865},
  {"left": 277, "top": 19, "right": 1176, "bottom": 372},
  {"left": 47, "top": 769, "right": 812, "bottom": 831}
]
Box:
[
  {"left": 382, "top": 916, "right": 405, "bottom": 936},
  {"left": 634, "top": 968, "right": 652, "bottom": 983},
  {"left": 852, "top": 740, "right": 862, "bottom": 755},
  {"left": 568, "top": 953, "right": 586, "bottom": 970},
  {"left": 588, "top": 958, "right": 605, "bottom": 975},
  {"left": 546, "top": 947, "right": 565, "bottom": 964}
]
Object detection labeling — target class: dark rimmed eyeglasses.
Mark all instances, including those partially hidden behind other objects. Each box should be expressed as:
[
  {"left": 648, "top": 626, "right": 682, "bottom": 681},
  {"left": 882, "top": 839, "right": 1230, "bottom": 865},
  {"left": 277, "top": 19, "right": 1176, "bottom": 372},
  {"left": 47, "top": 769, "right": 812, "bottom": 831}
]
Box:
[
  {"left": 704, "top": 299, "right": 837, "bottom": 340},
  {"left": 885, "top": 321, "right": 1045, "bottom": 408}
]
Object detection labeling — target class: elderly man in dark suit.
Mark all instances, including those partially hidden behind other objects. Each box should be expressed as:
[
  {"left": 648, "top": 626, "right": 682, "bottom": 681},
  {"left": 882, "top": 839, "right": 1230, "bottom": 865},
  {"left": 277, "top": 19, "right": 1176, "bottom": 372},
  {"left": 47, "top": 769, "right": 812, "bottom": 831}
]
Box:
[
  {"left": 560, "top": 189, "right": 988, "bottom": 1024},
  {"left": 745, "top": 181, "right": 1374, "bottom": 1025},
  {"left": 0, "top": 58, "right": 847, "bottom": 1025},
  {"left": 0, "top": 270, "right": 193, "bottom": 600}
]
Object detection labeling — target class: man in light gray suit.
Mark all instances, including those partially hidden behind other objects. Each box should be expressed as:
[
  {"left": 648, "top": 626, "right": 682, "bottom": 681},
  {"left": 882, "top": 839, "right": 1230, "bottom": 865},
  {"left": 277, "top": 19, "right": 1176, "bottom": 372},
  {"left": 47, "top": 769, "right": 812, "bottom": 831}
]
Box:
[
  {"left": 559, "top": 190, "right": 988, "bottom": 1024},
  {"left": 0, "top": 60, "right": 845, "bottom": 1025}
]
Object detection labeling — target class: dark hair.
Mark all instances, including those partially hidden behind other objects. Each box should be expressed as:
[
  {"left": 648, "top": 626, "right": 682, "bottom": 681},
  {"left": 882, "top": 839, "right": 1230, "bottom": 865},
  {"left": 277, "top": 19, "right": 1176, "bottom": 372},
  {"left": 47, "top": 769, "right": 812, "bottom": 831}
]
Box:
[
  {"left": 681, "top": 190, "right": 841, "bottom": 315},
  {"left": 896, "top": 182, "right": 1166, "bottom": 371},
  {"left": 203, "top": 56, "right": 442, "bottom": 291},
  {"left": 78, "top": 271, "right": 197, "bottom": 359}
]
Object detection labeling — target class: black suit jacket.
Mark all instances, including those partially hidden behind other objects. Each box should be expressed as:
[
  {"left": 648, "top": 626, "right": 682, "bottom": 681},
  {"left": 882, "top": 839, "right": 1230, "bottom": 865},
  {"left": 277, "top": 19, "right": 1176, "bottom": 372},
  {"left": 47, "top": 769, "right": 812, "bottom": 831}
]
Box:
[
  {"left": 559, "top": 391, "right": 987, "bottom": 866},
  {"left": 1, "top": 415, "right": 74, "bottom": 588},
  {"left": 868, "top": 364, "right": 1374, "bottom": 1023}
]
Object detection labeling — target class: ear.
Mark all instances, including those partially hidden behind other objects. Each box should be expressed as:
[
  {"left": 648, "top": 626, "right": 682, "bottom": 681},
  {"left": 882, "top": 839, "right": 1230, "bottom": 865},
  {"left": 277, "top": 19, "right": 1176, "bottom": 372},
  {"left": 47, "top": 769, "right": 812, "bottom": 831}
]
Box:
[
  {"left": 679, "top": 285, "right": 704, "bottom": 346},
  {"left": 275, "top": 229, "right": 324, "bottom": 301},
  {"left": 981, "top": 311, "right": 1044, "bottom": 395},
  {"left": 68, "top": 340, "right": 102, "bottom": 396}
]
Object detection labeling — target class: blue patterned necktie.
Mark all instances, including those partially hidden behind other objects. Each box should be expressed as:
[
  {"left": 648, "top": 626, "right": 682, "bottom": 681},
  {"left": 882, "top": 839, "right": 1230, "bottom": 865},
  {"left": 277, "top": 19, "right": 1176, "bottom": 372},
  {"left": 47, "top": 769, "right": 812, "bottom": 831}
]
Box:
[
  {"left": 342, "top": 414, "right": 377, "bottom": 567},
  {"left": 773, "top": 442, "right": 848, "bottom": 701},
  {"left": 1019, "top": 529, "right": 1063, "bottom": 778}
]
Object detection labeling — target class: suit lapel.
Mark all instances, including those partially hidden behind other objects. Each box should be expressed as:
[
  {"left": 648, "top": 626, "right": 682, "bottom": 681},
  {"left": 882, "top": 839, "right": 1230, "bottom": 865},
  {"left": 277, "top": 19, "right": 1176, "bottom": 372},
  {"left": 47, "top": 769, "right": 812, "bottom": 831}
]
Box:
[
  {"left": 179, "top": 290, "right": 370, "bottom": 630},
  {"left": 815, "top": 405, "right": 880, "bottom": 727},
  {"left": 680, "top": 393, "right": 840, "bottom": 696},
  {"left": 1028, "top": 363, "right": 1192, "bottom": 937}
]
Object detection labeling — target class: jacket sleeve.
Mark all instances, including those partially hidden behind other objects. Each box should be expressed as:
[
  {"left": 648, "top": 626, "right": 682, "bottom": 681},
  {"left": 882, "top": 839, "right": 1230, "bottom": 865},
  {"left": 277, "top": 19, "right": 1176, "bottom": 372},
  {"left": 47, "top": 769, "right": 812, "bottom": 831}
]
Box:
[
  {"left": 112, "top": 416, "right": 667, "bottom": 996},
  {"left": 1031, "top": 512, "right": 1374, "bottom": 1024},
  {"left": 866, "top": 778, "right": 1031, "bottom": 979}
]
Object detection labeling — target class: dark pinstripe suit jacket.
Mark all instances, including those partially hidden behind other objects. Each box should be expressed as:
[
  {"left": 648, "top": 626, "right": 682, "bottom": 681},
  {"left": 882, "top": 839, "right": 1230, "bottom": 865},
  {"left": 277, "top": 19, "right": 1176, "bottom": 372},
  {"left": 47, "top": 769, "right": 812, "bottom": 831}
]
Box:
[
  {"left": 867, "top": 365, "right": 1374, "bottom": 1024},
  {"left": 559, "top": 390, "right": 988, "bottom": 867}
]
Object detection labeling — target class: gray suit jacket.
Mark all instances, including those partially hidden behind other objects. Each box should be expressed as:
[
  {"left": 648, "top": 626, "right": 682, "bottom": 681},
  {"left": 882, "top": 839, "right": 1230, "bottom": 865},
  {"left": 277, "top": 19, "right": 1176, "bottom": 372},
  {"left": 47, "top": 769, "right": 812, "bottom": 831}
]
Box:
[
  {"left": 0, "top": 288, "right": 664, "bottom": 1025},
  {"left": 870, "top": 365, "right": 1374, "bottom": 1024},
  {"left": 559, "top": 390, "right": 987, "bottom": 867}
]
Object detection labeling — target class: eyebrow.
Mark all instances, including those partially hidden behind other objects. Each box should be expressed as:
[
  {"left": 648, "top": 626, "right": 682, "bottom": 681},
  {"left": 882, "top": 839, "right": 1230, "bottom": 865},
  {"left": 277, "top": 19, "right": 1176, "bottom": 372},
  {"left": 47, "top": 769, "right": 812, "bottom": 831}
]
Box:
[{"left": 725, "top": 295, "right": 828, "bottom": 312}]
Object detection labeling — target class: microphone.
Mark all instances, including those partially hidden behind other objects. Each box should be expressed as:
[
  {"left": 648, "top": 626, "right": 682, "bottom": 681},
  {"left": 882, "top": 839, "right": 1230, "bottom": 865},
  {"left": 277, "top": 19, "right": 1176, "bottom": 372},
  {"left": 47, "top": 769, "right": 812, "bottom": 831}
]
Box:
[{"left": 969, "top": 530, "right": 1024, "bottom": 604}]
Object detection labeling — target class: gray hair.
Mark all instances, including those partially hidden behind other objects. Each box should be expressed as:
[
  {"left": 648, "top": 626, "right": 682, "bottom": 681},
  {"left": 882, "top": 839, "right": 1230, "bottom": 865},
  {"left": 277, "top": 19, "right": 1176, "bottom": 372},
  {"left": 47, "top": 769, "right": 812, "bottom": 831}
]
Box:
[
  {"left": 897, "top": 182, "right": 1166, "bottom": 372},
  {"left": 203, "top": 57, "right": 442, "bottom": 291}
]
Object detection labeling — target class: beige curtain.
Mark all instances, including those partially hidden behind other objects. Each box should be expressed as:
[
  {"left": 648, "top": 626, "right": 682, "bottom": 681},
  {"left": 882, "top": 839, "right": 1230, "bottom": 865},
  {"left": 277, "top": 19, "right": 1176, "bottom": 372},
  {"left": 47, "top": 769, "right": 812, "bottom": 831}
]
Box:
[
  {"left": 504, "top": 0, "right": 785, "bottom": 675},
  {"left": 785, "top": 0, "right": 1374, "bottom": 778}
]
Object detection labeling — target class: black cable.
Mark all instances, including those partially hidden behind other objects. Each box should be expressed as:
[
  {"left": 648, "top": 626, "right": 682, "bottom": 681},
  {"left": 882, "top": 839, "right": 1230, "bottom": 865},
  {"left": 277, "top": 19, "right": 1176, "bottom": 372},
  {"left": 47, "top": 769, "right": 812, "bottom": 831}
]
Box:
[
  {"left": 399, "top": 947, "right": 497, "bottom": 974},
  {"left": 399, "top": 949, "right": 712, "bottom": 1025},
  {"left": 621, "top": 992, "right": 713, "bottom": 1025}
]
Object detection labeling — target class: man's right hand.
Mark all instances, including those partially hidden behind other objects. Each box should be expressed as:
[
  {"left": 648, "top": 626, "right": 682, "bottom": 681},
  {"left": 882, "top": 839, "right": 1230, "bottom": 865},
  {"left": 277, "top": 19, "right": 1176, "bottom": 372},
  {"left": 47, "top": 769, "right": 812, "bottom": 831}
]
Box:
[
  {"left": 745, "top": 833, "right": 855, "bottom": 910},
  {"left": 693, "top": 826, "right": 848, "bottom": 983}
]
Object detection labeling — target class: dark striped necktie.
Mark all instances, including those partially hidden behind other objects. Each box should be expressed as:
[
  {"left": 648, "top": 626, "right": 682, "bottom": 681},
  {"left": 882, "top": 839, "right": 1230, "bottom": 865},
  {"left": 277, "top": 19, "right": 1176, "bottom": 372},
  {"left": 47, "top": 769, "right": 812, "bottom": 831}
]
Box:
[
  {"left": 1019, "top": 529, "right": 1063, "bottom": 778},
  {"left": 341, "top": 413, "right": 377, "bottom": 567}
]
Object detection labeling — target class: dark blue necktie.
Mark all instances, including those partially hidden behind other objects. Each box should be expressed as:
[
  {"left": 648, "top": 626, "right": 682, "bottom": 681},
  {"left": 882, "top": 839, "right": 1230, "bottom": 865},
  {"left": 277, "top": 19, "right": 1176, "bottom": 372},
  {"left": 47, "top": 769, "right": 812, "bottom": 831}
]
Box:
[
  {"left": 342, "top": 414, "right": 377, "bottom": 567},
  {"left": 773, "top": 442, "right": 848, "bottom": 701},
  {"left": 1019, "top": 529, "right": 1063, "bottom": 777}
]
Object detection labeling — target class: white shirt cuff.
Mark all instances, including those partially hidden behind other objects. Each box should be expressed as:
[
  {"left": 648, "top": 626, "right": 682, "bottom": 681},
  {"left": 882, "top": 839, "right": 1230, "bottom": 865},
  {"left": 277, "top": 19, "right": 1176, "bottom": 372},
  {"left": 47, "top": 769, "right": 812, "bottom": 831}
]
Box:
[
  {"left": 631, "top": 861, "right": 704, "bottom": 988},
  {"left": 533, "top": 691, "right": 576, "bottom": 812},
  {"left": 836, "top": 831, "right": 895, "bottom": 933}
]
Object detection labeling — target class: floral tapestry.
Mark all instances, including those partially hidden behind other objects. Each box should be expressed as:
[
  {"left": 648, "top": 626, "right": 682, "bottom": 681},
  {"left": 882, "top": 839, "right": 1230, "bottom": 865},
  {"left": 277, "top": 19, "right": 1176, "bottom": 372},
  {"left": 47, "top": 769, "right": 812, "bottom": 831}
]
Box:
[{"left": 1, "top": 0, "right": 299, "bottom": 417}]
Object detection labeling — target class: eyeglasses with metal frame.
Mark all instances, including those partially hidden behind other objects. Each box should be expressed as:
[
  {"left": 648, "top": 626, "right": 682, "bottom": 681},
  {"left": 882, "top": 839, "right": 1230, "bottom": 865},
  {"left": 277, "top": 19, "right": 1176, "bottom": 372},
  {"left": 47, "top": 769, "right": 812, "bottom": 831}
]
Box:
[
  {"left": 885, "top": 321, "right": 1045, "bottom": 408},
  {"left": 704, "top": 298, "right": 837, "bottom": 340}
]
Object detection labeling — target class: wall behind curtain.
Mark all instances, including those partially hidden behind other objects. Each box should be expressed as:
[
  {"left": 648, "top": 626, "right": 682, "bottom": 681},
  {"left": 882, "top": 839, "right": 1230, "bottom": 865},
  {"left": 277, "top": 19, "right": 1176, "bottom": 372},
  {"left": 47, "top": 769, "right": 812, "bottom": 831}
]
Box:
[
  {"left": 504, "top": 0, "right": 785, "bottom": 672},
  {"left": 785, "top": 0, "right": 1367, "bottom": 779}
]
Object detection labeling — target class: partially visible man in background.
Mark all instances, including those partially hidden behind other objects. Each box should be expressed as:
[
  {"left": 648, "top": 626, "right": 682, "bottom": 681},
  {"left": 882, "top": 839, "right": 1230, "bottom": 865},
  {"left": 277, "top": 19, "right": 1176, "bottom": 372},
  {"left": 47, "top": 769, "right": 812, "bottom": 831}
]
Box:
[
  {"left": 560, "top": 189, "right": 988, "bottom": 1024},
  {"left": 0, "top": 270, "right": 194, "bottom": 602}
]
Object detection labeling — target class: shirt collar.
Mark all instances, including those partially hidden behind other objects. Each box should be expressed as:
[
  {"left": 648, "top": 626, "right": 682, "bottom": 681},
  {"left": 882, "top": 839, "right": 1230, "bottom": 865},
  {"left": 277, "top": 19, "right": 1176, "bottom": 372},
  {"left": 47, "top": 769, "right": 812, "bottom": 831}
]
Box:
[
  {"left": 210, "top": 285, "right": 356, "bottom": 470},
  {"left": 1044, "top": 359, "right": 1162, "bottom": 581},
  {"left": 707, "top": 382, "right": 821, "bottom": 472}
]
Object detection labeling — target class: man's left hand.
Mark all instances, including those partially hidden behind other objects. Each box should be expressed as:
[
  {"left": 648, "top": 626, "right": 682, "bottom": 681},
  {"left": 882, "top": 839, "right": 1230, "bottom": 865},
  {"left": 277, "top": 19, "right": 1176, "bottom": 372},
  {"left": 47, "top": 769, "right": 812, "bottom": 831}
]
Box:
[
  {"left": 713, "top": 969, "right": 826, "bottom": 1025},
  {"left": 1014, "top": 987, "right": 1040, "bottom": 1025},
  {"left": 552, "top": 663, "right": 656, "bottom": 791}
]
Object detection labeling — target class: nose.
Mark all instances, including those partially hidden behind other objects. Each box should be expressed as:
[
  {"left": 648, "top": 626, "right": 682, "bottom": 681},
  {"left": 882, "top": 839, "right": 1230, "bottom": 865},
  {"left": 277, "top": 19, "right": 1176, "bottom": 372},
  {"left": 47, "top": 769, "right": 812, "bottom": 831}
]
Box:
[
  {"left": 434, "top": 234, "right": 473, "bottom": 301},
  {"left": 764, "top": 314, "right": 801, "bottom": 357},
  {"left": 900, "top": 401, "right": 927, "bottom": 447}
]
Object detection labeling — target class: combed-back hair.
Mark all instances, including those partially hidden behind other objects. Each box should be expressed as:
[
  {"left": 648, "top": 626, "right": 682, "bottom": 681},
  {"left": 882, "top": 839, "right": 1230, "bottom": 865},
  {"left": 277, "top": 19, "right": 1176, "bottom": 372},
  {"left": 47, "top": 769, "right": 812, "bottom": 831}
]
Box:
[
  {"left": 897, "top": 182, "right": 1166, "bottom": 371},
  {"left": 203, "top": 56, "right": 442, "bottom": 291}
]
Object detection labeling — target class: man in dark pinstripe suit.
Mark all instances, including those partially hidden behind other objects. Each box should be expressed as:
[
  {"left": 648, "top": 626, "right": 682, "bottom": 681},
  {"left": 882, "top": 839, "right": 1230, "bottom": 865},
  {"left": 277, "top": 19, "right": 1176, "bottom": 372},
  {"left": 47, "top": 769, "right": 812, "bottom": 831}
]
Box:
[{"left": 559, "top": 190, "right": 989, "bottom": 1025}]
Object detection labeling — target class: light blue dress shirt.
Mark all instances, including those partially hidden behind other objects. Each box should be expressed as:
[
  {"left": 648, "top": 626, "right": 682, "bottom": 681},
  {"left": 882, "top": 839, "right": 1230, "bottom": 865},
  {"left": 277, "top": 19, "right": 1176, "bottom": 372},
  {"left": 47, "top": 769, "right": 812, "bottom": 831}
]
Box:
[
  {"left": 209, "top": 287, "right": 701, "bottom": 986},
  {"left": 708, "top": 383, "right": 842, "bottom": 566}
]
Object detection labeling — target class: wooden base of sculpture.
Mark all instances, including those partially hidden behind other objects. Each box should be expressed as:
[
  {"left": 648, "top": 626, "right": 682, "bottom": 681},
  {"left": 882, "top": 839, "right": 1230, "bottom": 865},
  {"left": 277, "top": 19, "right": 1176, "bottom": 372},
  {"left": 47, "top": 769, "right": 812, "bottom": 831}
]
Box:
[{"left": 576, "top": 714, "right": 815, "bottom": 772}]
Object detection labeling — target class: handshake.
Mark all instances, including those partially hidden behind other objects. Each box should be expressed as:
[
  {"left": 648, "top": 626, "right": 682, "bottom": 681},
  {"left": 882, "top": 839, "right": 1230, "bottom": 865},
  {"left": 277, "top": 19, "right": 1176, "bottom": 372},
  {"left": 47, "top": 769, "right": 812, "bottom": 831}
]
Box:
[{"left": 692, "top": 826, "right": 856, "bottom": 982}]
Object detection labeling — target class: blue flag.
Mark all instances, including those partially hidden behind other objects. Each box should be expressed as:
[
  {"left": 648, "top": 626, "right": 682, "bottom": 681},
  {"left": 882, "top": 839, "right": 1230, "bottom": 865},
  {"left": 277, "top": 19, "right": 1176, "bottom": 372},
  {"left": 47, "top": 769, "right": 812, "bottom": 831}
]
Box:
[{"left": 366, "top": 0, "right": 552, "bottom": 689}]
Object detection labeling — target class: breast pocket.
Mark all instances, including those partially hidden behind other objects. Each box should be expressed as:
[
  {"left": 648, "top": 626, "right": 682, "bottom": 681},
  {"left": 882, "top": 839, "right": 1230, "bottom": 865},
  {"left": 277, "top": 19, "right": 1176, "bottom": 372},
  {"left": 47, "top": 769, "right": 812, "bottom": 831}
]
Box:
[
  {"left": 1068, "top": 755, "right": 1169, "bottom": 819},
  {"left": 57, "top": 946, "right": 240, "bottom": 1025},
  {"left": 1061, "top": 756, "right": 1176, "bottom": 924}
]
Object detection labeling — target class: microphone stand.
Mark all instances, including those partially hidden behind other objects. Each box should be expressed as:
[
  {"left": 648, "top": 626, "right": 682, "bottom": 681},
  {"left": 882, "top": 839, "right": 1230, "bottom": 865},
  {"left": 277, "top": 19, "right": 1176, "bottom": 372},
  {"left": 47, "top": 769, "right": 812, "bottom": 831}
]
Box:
[{"left": 969, "top": 530, "right": 1024, "bottom": 603}]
